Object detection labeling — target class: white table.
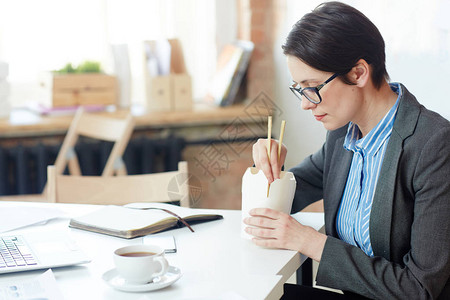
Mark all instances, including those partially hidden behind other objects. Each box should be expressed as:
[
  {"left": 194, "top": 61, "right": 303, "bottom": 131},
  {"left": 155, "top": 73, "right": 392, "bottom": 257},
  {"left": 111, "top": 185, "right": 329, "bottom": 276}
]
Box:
[{"left": 0, "top": 201, "right": 324, "bottom": 299}]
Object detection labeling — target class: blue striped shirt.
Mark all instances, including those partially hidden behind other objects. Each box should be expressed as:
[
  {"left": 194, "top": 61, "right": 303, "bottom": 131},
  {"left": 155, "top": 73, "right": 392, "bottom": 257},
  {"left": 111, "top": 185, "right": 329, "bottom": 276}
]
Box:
[{"left": 336, "top": 83, "right": 401, "bottom": 257}]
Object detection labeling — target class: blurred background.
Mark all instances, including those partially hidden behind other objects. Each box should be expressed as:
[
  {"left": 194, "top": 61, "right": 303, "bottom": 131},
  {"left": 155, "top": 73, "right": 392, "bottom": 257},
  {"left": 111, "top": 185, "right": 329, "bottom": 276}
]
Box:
[{"left": 0, "top": 0, "right": 449, "bottom": 208}]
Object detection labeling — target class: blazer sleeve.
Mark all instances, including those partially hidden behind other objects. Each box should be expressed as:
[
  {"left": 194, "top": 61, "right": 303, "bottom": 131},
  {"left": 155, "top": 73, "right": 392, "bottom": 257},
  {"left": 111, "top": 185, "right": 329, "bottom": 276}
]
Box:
[{"left": 315, "top": 126, "right": 450, "bottom": 299}]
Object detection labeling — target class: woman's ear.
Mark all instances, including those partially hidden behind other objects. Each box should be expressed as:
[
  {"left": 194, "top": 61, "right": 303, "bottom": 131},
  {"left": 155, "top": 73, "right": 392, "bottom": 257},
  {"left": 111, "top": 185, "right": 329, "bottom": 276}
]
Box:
[{"left": 348, "top": 59, "right": 370, "bottom": 87}]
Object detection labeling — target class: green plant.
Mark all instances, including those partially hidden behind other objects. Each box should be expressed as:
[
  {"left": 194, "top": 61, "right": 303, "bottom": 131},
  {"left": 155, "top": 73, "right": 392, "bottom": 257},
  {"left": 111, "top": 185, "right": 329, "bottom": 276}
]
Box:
[
  {"left": 55, "top": 63, "right": 77, "bottom": 74},
  {"left": 54, "top": 61, "right": 102, "bottom": 74},
  {"left": 77, "top": 61, "right": 101, "bottom": 73}
]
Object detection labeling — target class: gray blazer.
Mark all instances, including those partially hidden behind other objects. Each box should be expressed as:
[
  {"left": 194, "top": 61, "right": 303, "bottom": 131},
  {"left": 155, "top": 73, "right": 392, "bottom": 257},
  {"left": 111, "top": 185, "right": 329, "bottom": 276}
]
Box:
[{"left": 289, "top": 84, "right": 450, "bottom": 299}]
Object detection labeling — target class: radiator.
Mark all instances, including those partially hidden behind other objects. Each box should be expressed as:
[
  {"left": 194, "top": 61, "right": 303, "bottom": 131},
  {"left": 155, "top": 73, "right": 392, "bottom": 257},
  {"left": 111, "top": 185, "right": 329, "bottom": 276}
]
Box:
[{"left": 0, "top": 136, "right": 185, "bottom": 196}]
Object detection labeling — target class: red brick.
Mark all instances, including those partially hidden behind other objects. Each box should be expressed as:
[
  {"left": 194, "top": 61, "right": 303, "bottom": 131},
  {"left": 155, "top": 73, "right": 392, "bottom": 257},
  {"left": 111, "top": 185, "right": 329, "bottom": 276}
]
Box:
[
  {"left": 250, "top": 28, "right": 266, "bottom": 44},
  {"left": 251, "top": 47, "right": 266, "bottom": 60},
  {"left": 251, "top": 11, "right": 266, "bottom": 28},
  {"left": 250, "top": 0, "right": 273, "bottom": 11}
]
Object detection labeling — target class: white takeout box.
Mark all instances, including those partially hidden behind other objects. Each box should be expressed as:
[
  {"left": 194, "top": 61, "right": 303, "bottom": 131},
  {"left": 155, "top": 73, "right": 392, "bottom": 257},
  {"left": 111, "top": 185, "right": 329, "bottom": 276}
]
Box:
[{"left": 241, "top": 167, "right": 296, "bottom": 239}]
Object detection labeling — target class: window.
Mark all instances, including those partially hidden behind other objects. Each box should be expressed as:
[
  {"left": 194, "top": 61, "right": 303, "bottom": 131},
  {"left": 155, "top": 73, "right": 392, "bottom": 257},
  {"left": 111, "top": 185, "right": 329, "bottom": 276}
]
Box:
[{"left": 0, "top": 0, "right": 222, "bottom": 107}]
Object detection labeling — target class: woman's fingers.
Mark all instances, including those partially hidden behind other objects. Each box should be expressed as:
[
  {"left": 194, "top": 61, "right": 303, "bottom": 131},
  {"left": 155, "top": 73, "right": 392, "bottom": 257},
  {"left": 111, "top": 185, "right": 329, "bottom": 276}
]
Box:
[
  {"left": 244, "top": 209, "right": 310, "bottom": 252},
  {"left": 243, "top": 209, "right": 280, "bottom": 238},
  {"left": 269, "top": 141, "right": 280, "bottom": 181},
  {"left": 252, "top": 139, "right": 287, "bottom": 183},
  {"left": 244, "top": 216, "right": 276, "bottom": 229},
  {"left": 249, "top": 207, "right": 281, "bottom": 218},
  {"left": 270, "top": 141, "right": 287, "bottom": 180},
  {"left": 253, "top": 139, "right": 273, "bottom": 182},
  {"left": 245, "top": 226, "right": 275, "bottom": 239}
]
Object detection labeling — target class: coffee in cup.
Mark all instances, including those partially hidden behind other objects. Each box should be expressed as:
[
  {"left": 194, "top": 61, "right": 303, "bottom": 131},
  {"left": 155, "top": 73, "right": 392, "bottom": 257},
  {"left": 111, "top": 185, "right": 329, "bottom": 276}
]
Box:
[
  {"left": 113, "top": 244, "right": 169, "bottom": 284},
  {"left": 119, "top": 252, "right": 156, "bottom": 257}
]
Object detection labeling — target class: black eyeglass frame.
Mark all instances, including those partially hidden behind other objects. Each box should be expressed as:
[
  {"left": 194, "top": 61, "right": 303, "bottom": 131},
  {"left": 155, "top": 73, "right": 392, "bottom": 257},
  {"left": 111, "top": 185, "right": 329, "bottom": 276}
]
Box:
[{"left": 289, "top": 73, "right": 340, "bottom": 104}]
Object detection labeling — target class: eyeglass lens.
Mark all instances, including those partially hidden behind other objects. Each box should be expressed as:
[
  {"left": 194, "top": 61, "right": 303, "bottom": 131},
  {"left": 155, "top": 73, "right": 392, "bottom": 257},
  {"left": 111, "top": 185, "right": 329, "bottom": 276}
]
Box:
[{"left": 302, "top": 88, "right": 320, "bottom": 103}]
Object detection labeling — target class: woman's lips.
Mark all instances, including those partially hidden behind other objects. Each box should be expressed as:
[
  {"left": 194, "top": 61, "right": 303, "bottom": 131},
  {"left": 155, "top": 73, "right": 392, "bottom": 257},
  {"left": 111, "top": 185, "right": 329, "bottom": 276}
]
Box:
[{"left": 314, "top": 114, "right": 326, "bottom": 121}]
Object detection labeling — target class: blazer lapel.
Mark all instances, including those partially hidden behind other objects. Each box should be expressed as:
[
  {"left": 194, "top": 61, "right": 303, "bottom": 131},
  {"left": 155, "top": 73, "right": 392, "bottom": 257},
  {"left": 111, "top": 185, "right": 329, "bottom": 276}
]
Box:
[
  {"left": 370, "top": 132, "right": 402, "bottom": 259},
  {"left": 370, "top": 84, "right": 420, "bottom": 259},
  {"left": 324, "top": 136, "right": 353, "bottom": 237}
]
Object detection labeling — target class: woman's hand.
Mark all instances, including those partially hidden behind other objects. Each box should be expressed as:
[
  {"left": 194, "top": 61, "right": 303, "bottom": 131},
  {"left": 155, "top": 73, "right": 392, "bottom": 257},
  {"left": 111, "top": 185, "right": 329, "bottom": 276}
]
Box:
[
  {"left": 252, "top": 139, "right": 287, "bottom": 184},
  {"left": 243, "top": 208, "right": 327, "bottom": 262}
]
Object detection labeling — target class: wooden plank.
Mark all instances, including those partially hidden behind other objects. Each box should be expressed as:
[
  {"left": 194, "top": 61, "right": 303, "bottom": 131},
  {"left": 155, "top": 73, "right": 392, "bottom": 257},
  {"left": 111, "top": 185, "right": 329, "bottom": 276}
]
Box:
[{"left": 0, "top": 104, "right": 267, "bottom": 138}]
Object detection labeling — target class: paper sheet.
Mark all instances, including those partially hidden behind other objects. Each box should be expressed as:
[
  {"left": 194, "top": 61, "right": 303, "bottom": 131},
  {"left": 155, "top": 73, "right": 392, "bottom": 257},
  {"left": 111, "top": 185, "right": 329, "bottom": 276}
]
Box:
[
  {"left": 144, "top": 39, "right": 171, "bottom": 76},
  {"left": 0, "top": 206, "right": 65, "bottom": 233},
  {"left": 291, "top": 212, "right": 325, "bottom": 232},
  {"left": 0, "top": 269, "right": 64, "bottom": 300},
  {"left": 154, "top": 39, "right": 171, "bottom": 76}
]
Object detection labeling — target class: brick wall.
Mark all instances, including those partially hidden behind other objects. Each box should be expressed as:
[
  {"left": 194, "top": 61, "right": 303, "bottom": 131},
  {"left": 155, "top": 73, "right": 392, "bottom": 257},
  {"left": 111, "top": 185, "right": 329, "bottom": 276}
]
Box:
[
  {"left": 184, "top": 142, "right": 254, "bottom": 209},
  {"left": 237, "top": 0, "right": 285, "bottom": 100}
]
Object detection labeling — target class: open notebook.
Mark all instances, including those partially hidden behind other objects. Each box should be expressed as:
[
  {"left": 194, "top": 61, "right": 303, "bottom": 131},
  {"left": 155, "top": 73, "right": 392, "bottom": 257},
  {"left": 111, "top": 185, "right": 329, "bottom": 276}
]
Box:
[{"left": 69, "top": 203, "right": 223, "bottom": 239}]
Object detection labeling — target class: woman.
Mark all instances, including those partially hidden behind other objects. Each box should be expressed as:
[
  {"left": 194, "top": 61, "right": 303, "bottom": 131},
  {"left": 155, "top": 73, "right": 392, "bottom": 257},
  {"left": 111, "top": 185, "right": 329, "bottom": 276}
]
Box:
[{"left": 244, "top": 2, "right": 450, "bottom": 299}]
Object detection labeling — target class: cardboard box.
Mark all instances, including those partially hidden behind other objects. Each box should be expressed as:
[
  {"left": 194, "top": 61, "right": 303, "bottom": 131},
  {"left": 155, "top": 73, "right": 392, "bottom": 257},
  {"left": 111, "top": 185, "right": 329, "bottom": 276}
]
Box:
[
  {"left": 172, "top": 73, "right": 192, "bottom": 111},
  {"left": 146, "top": 75, "right": 171, "bottom": 111},
  {"left": 39, "top": 73, "right": 117, "bottom": 107},
  {"left": 144, "top": 39, "right": 192, "bottom": 112}
]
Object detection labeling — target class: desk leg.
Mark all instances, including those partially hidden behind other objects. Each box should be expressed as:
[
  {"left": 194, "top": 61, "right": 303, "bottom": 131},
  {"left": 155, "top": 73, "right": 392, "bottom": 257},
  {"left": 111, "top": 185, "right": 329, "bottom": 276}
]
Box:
[{"left": 296, "top": 258, "right": 313, "bottom": 286}]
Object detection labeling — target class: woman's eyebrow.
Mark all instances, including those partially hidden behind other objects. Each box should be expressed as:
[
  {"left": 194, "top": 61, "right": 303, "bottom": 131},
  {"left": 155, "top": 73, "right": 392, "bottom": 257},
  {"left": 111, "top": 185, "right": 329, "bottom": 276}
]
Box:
[
  {"left": 291, "top": 78, "right": 313, "bottom": 84},
  {"left": 292, "top": 78, "right": 319, "bottom": 85},
  {"left": 300, "top": 78, "right": 319, "bottom": 84}
]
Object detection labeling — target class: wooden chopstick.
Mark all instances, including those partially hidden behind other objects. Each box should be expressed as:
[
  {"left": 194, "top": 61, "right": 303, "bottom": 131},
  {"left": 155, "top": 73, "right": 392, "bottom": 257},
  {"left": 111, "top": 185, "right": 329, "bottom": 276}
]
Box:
[
  {"left": 266, "top": 118, "right": 286, "bottom": 198},
  {"left": 267, "top": 116, "right": 272, "bottom": 197},
  {"left": 278, "top": 120, "right": 286, "bottom": 166}
]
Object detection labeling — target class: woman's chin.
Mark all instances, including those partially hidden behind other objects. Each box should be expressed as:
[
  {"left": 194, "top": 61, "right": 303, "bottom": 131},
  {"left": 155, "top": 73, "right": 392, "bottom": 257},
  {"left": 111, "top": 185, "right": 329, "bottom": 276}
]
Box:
[{"left": 320, "top": 121, "right": 335, "bottom": 131}]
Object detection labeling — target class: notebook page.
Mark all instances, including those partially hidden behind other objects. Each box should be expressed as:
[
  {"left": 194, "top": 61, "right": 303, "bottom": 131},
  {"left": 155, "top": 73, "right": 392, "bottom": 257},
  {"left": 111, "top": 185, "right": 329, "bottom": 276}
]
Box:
[{"left": 71, "top": 205, "right": 172, "bottom": 231}]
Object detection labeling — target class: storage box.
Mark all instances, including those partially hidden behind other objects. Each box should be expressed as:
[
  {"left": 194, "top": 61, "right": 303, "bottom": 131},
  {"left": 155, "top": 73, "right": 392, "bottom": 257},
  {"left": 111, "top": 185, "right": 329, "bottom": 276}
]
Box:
[
  {"left": 39, "top": 73, "right": 118, "bottom": 107},
  {"left": 144, "top": 39, "right": 192, "bottom": 112}
]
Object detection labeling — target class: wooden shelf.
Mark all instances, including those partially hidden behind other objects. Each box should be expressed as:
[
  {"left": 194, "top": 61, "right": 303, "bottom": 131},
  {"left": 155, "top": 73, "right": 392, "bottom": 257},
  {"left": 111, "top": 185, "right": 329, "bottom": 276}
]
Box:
[{"left": 0, "top": 103, "right": 265, "bottom": 139}]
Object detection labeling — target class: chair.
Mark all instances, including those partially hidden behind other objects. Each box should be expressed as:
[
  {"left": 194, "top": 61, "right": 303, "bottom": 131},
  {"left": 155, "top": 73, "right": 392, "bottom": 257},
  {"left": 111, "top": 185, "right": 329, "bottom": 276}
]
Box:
[
  {"left": 46, "top": 161, "right": 190, "bottom": 207},
  {"left": 53, "top": 107, "right": 135, "bottom": 177}
]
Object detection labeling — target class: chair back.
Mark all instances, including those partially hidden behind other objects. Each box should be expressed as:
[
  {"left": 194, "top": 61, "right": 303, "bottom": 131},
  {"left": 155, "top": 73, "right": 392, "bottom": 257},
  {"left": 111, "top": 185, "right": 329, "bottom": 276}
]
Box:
[
  {"left": 46, "top": 161, "right": 190, "bottom": 207},
  {"left": 53, "top": 107, "right": 135, "bottom": 177}
]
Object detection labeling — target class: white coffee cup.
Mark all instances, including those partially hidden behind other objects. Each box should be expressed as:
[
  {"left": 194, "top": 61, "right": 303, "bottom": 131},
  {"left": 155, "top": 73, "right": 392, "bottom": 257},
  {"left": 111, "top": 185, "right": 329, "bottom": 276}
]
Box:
[
  {"left": 241, "top": 167, "right": 296, "bottom": 239},
  {"left": 113, "top": 244, "right": 169, "bottom": 284}
]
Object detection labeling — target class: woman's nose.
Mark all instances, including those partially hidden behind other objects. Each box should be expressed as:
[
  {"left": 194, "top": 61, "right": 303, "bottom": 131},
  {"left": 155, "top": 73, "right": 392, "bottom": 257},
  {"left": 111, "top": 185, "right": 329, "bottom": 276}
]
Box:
[{"left": 301, "top": 97, "right": 317, "bottom": 110}]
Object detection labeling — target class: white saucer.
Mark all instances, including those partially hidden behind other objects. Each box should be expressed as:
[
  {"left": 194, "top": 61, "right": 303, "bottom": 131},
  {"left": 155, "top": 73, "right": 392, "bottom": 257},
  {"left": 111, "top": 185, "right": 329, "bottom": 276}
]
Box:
[{"left": 102, "top": 266, "right": 182, "bottom": 292}]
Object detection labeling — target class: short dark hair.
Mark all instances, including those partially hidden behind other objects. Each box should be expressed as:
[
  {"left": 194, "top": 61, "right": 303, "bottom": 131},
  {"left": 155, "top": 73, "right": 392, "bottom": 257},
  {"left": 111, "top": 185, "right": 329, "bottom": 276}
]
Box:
[{"left": 282, "top": 1, "right": 389, "bottom": 89}]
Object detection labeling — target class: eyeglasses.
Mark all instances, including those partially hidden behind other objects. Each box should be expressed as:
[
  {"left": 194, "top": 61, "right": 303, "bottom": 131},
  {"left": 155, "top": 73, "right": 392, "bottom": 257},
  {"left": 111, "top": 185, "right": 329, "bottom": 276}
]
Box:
[{"left": 289, "top": 73, "right": 339, "bottom": 104}]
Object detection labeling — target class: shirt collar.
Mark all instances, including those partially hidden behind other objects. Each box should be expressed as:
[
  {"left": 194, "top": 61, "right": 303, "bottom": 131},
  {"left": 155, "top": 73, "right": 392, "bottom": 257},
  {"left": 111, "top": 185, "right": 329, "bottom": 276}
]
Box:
[{"left": 344, "top": 83, "right": 401, "bottom": 156}]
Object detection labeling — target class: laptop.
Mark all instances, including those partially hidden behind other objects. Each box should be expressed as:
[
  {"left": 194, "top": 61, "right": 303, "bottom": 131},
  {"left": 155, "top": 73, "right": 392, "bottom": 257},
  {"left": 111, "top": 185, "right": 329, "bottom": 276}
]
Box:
[{"left": 0, "top": 231, "right": 91, "bottom": 274}]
